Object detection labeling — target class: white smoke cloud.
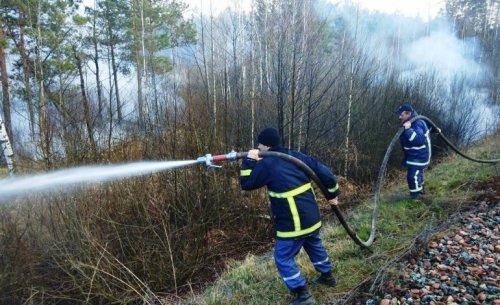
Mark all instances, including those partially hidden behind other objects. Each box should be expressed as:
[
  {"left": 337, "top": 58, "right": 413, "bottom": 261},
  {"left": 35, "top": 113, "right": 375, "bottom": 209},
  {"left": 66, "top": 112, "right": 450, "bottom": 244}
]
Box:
[{"left": 404, "top": 30, "right": 486, "bottom": 84}]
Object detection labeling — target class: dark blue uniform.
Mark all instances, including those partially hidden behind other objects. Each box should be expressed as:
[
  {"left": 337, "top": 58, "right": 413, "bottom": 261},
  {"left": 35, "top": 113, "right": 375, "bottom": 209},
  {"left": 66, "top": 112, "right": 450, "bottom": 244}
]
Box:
[
  {"left": 240, "top": 144, "right": 340, "bottom": 290},
  {"left": 399, "top": 110, "right": 431, "bottom": 197}
]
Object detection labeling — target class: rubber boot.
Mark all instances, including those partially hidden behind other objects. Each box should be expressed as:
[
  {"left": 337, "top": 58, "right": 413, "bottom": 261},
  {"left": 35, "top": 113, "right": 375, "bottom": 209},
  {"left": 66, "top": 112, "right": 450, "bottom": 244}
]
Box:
[
  {"left": 289, "top": 286, "right": 315, "bottom": 305},
  {"left": 311, "top": 271, "right": 337, "bottom": 287}
]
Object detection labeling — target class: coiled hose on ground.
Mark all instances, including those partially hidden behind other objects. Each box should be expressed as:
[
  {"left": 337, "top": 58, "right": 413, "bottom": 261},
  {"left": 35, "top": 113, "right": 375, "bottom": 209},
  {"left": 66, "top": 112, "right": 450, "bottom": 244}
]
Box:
[{"left": 245, "top": 115, "right": 499, "bottom": 250}]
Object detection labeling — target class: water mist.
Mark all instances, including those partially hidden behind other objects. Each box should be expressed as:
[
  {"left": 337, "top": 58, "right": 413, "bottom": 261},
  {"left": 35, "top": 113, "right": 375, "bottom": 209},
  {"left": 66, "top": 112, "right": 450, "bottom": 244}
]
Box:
[{"left": 0, "top": 160, "right": 198, "bottom": 201}]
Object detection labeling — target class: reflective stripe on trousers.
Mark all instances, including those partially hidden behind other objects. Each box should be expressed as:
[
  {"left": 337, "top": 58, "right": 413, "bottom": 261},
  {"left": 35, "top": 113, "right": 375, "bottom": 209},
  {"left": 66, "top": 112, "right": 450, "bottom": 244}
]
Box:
[
  {"left": 407, "top": 167, "right": 424, "bottom": 194},
  {"left": 274, "top": 231, "right": 333, "bottom": 290}
]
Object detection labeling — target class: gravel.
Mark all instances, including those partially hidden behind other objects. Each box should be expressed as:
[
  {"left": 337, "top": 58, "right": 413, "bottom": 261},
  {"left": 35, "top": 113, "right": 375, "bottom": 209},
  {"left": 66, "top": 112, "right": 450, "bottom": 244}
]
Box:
[{"left": 367, "top": 202, "right": 499, "bottom": 305}]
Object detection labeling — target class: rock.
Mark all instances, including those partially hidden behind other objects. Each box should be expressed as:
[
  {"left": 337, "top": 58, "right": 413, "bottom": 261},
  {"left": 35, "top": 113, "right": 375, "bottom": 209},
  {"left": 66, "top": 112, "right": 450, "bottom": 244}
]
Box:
[
  {"left": 409, "top": 289, "right": 420, "bottom": 297},
  {"left": 380, "top": 299, "right": 391, "bottom": 305},
  {"left": 373, "top": 204, "right": 500, "bottom": 305},
  {"left": 468, "top": 266, "right": 483, "bottom": 275},
  {"left": 436, "top": 264, "right": 448, "bottom": 270},
  {"left": 494, "top": 245, "right": 500, "bottom": 253},
  {"left": 484, "top": 257, "right": 495, "bottom": 263},
  {"left": 478, "top": 293, "right": 487, "bottom": 301},
  {"left": 365, "top": 299, "right": 377, "bottom": 305}
]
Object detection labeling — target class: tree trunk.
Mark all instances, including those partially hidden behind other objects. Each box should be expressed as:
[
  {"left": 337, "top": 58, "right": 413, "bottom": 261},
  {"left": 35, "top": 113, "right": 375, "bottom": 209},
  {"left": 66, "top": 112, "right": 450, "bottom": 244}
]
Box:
[
  {"left": 199, "top": 0, "right": 211, "bottom": 138},
  {"left": 73, "top": 46, "right": 97, "bottom": 160},
  {"left": 57, "top": 55, "right": 71, "bottom": 163},
  {"left": 344, "top": 7, "right": 359, "bottom": 179},
  {"left": 36, "top": 2, "right": 51, "bottom": 168},
  {"left": 92, "top": 1, "right": 103, "bottom": 117},
  {"left": 0, "top": 19, "right": 12, "bottom": 145},
  {"left": 210, "top": 3, "right": 217, "bottom": 138},
  {"left": 131, "top": 0, "right": 144, "bottom": 127},
  {"left": 110, "top": 43, "right": 122, "bottom": 122},
  {"left": 17, "top": 15, "right": 35, "bottom": 138}
]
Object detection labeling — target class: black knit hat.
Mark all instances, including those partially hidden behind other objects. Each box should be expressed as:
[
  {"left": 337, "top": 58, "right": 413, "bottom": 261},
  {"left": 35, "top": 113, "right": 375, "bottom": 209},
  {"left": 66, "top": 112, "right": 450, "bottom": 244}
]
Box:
[{"left": 257, "top": 127, "right": 281, "bottom": 147}]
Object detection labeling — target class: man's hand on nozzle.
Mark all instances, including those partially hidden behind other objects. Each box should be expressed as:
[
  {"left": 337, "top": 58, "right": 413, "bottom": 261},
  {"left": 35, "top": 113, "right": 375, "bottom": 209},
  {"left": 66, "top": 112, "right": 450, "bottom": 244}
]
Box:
[
  {"left": 403, "top": 121, "right": 411, "bottom": 129},
  {"left": 329, "top": 197, "right": 339, "bottom": 206},
  {"left": 247, "top": 149, "right": 262, "bottom": 161}
]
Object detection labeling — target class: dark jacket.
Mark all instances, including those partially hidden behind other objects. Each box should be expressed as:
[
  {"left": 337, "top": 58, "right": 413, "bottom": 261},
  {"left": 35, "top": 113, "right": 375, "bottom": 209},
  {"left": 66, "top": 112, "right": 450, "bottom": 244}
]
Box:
[
  {"left": 400, "top": 110, "right": 431, "bottom": 169},
  {"left": 240, "top": 145, "right": 340, "bottom": 239}
]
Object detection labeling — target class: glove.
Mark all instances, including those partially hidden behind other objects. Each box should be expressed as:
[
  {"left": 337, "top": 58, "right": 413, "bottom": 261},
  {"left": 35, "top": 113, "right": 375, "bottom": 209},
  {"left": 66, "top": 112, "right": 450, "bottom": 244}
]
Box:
[{"left": 247, "top": 149, "right": 262, "bottom": 161}]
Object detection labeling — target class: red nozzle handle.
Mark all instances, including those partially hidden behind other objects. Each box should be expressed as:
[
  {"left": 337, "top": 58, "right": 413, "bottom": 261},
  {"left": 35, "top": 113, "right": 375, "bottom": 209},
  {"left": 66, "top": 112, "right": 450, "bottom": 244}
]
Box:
[{"left": 211, "top": 154, "right": 229, "bottom": 162}]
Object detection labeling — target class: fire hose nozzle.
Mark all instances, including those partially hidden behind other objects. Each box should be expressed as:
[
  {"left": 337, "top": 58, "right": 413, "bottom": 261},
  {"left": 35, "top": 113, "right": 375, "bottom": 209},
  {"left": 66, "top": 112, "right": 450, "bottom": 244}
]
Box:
[
  {"left": 196, "top": 154, "right": 222, "bottom": 169},
  {"left": 196, "top": 151, "right": 242, "bottom": 169}
]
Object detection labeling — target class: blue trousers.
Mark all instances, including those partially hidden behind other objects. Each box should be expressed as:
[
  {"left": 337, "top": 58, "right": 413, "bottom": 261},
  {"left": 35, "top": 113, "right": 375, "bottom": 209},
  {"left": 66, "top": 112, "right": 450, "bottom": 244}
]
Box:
[
  {"left": 274, "top": 231, "right": 333, "bottom": 290},
  {"left": 407, "top": 167, "right": 424, "bottom": 196}
]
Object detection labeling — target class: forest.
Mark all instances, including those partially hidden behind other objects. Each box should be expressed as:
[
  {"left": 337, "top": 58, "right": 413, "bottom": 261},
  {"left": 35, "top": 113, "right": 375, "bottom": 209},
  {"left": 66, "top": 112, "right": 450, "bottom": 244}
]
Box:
[{"left": 0, "top": 0, "right": 499, "bottom": 304}]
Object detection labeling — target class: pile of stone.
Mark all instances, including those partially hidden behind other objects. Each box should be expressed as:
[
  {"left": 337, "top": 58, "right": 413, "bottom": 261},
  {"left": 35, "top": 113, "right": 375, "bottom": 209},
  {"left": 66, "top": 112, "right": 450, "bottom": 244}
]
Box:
[{"left": 369, "top": 203, "right": 499, "bottom": 305}]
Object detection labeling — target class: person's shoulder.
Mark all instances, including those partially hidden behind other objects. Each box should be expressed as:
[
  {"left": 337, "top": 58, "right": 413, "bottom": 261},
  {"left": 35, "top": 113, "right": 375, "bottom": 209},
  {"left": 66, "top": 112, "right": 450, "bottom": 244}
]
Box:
[
  {"left": 289, "top": 150, "right": 309, "bottom": 159},
  {"left": 414, "top": 118, "right": 429, "bottom": 129}
]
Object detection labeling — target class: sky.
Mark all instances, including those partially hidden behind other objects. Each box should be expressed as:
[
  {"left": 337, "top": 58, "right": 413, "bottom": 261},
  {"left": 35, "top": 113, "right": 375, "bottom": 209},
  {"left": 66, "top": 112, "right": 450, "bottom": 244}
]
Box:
[{"left": 183, "top": 0, "right": 445, "bottom": 21}]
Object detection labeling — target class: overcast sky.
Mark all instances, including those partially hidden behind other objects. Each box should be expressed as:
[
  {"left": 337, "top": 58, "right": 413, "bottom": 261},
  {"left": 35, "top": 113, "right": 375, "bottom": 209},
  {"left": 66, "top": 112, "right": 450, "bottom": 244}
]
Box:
[{"left": 183, "top": 0, "right": 445, "bottom": 21}]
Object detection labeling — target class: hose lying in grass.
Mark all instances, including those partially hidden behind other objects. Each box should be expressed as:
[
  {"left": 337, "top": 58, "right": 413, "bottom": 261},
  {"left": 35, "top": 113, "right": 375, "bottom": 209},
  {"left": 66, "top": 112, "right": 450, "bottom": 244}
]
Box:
[
  {"left": 252, "top": 116, "right": 499, "bottom": 251},
  {"left": 366, "top": 115, "right": 500, "bottom": 248}
]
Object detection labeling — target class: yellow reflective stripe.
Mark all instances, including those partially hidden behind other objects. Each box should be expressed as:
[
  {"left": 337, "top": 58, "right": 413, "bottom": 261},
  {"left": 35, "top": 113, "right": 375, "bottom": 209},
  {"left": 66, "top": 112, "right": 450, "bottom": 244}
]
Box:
[
  {"left": 328, "top": 184, "right": 339, "bottom": 193},
  {"left": 409, "top": 186, "right": 423, "bottom": 192},
  {"left": 287, "top": 197, "right": 301, "bottom": 232},
  {"left": 409, "top": 170, "right": 422, "bottom": 192},
  {"left": 409, "top": 131, "right": 417, "bottom": 141},
  {"left": 277, "top": 221, "right": 322, "bottom": 238},
  {"left": 425, "top": 130, "right": 432, "bottom": 164},
  {"left": 240, "top": 169, "right": 252, "bottom": 176},
  {"left": 406, "top": 160, "right": 429, "bottom": 166},
  {"left": 268, "top": 183, "right": 312, "bottom": 198},
  {"left": 403, "top": 145, "right": 426, "bottom": 150}
]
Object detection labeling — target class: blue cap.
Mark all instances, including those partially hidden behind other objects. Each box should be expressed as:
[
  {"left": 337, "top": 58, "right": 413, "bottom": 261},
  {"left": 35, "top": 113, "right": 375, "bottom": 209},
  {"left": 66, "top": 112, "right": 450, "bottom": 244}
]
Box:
[
  {"left": 257, "top": 127, "right": 281, "bottom": 147},
  {"left": 395, "top": 104, "right": 414, "bottom": 114}
]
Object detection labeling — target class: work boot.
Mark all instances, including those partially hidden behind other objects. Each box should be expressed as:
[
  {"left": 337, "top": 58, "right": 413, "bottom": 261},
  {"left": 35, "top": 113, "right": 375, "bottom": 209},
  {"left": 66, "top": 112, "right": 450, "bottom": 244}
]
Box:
[
  {"left": 311, "top": 271, "right": 337, "bottom": 287},
  {"left": 289, "top": 286, "right": 315, "bottom": 305},
  {"left": 410, "top": 192, "right": 423, "bottom": 200}
]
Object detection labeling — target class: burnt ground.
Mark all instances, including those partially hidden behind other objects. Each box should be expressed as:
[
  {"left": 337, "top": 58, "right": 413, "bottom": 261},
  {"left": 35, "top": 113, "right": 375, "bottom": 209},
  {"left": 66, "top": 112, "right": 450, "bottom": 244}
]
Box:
[{"left": 354, "top": 176, "right": 500, "bottom": 305}]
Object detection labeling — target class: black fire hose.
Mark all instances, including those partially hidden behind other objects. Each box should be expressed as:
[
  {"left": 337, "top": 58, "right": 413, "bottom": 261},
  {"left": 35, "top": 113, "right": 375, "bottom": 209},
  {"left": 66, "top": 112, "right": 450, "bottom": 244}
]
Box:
[
  {"left": 415, "top": 115, "right": 500, "bottom": 164},
  {"left": 368, "top": 115, "right": 500, "bottom": 247},
  {"left": 234, "top": 151, "right": 372, "bottom": 252},
  {"left": 202, "top": 116, "right": 498, "bottom": 250}
]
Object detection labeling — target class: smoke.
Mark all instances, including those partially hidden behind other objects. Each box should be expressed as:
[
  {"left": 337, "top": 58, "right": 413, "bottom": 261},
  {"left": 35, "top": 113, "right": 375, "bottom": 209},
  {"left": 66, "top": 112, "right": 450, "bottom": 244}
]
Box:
[
  {"left": 404, "top": 30, "right": 486, "bottom": 84},
  {"left": 327, "top": 3, "right": 497, "bottom": 139}
]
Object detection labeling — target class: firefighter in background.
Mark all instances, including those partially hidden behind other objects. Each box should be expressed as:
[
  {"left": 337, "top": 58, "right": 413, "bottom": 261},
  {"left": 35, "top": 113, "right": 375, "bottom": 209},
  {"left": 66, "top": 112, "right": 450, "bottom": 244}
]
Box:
[
  {"left": 396, "top": 104, "right": 433, "bottom": 199},
  {"left": 240, "top": 127, "right": 339, "bottom": 305}
]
